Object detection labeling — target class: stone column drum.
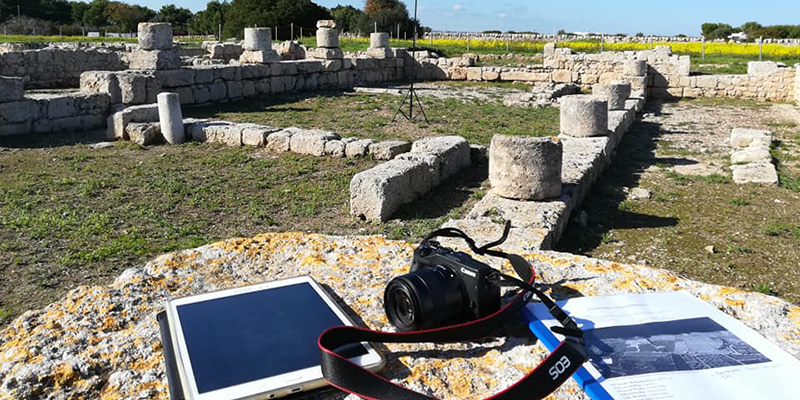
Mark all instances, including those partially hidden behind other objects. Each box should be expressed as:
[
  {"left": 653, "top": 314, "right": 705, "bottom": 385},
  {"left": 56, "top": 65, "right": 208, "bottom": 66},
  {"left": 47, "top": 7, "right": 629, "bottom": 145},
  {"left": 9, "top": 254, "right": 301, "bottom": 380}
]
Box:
[
  {"left": 560, "top": 95, "right": 608, "bottom": 137},
  {"left": 317, "top": 27, "right": 339, "bottom": 48},
  {"left": 244, "top": 27, "right": 272, "bottom": 51},
  {"left": 157, "top": 92, "right": 185, "bottom": 144},
  {"left": 138, "top": 22, "right": 173, "bottom": 50},
  {"left": 592, "top": 80, "right": 632, "bottom": 110},
  {"left": 623, "top": 60, "right": 647, "bottom": 77},
  {"left": 370, "top": 32, "right": 390, "bottom": 48},
  {"left": 489, "top": 135, "right": 562, "bottom": 200}
]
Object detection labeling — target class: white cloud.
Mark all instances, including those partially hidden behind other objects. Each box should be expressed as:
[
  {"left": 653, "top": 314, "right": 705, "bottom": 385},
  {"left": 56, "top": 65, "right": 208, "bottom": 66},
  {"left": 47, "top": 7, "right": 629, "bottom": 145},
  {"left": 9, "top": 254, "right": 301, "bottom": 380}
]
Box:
[
  {"left": 498, "top": 13, "right": 508, "bottom": 19},
  {"left": 453, "top": 3, "right": 464, "bottom": 11}
]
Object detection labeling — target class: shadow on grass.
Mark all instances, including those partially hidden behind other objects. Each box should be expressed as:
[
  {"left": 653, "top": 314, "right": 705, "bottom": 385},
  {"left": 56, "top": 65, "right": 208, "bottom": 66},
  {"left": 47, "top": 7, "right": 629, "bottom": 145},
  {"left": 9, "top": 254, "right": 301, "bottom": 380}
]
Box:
[
  {"left": 186, "top": 90, "right": 354, "bottom": 119},
  {"left": 0, "top": 129, "right": 108, "bottom": 149},
  {"left": 558, "top": 100, "right": 680, "bottom": 255}
]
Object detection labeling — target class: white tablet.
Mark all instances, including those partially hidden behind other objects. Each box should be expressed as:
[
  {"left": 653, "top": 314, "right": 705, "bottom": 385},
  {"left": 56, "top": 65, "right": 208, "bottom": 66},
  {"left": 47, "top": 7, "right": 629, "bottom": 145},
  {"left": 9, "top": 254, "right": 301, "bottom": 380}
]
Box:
[{"left": 165, "top": 276, "right": 385, "bottom": 400}]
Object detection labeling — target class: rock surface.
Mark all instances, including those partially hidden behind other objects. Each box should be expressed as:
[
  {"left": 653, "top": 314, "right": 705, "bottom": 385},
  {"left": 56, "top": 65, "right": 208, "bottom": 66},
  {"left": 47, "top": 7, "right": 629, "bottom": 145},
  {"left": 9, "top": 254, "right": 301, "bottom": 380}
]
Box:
[{"left": 1, "top": 233, "right": 799, "bottom": 400}]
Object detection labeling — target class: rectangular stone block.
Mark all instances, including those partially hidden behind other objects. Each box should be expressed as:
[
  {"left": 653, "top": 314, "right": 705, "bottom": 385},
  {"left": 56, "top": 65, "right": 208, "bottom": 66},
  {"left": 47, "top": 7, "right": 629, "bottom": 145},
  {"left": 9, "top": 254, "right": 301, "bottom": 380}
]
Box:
[
  {"left": 193, "top": 67, "right": 215, "bottom": 84},
  {"left": 106, "top": 103, "right": 159, "bottom": 140},
  {"left": 395, "top": 153, "right": 441, "bottom": 195},
  {"left": 369, "top": 140, "right": 411, "bottom": 160},
  {"left": 189, "top": 121, "right": 243, "bottom": 146},
  {"left": 0, "top": 100, "right": 38, "bottom": 124},
  {"left": 242, "top": 124, "right": 279, "bottom": 147},
  {"left": 266, "top": 129, "right": 294, "bottom": 153},
  {"left": 128, "top": 49, "right": 181, "bottom": 70},
  {"left": 156, "top": 69, "right": 195, "bottom": 87},
  {"left": 46, "top": 96, "right": 76, "bottom": 119},
  {"left": 748, "top": 61, "right": 778, "bottom": 77},
  {"left": 288, "top": 128, "right": 340, "bottom": 156},
  {"left": 410, "top": 136, "right": 471, "bottom": 181},
  {"left": 0, "top": 77, "right": 24, "bottom": 103},
  {"left": 731, "top": 128, "right": 772, "bottom": 148},
  {"left": 345, "top": 138, "right": 374, "bottom": 158},
  {"left": 349, "top": 158, "right": 429, "bottom": 222}
]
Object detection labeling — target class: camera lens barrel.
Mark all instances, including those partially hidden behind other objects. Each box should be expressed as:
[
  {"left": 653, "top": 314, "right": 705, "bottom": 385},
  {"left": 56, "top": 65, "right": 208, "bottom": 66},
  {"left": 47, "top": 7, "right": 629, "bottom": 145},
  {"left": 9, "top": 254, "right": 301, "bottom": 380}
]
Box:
[{"left": 384, "top": 266, "right": 464, "bottom": 331}]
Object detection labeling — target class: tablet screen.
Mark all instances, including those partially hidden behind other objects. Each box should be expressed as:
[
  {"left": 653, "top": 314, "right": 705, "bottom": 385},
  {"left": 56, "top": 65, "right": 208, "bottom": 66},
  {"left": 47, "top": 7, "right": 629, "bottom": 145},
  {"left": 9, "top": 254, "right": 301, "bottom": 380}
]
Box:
[{"left": 176, "top": 282, "right": 368, "bottom": 394}]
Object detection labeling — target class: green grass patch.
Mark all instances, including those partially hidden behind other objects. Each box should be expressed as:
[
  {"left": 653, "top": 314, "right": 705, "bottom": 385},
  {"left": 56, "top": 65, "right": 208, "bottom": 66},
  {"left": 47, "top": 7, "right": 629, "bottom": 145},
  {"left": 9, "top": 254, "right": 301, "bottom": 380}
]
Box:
[
  {"left": 754, "top": 283, "right": 777, "bottom": 296},
  {"left": 730, "top": 199, "right": 750, "bottom": 206}
]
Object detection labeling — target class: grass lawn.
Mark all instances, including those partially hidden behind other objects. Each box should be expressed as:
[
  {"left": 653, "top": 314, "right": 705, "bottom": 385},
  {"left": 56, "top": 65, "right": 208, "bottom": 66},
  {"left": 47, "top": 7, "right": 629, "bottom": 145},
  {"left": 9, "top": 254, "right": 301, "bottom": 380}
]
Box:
[
  {"left": 559, "top": 98, "right": 800, "bottom": 304},
  {"left": 0, "top": 86, "right": 561, "bottom": 326},
  {"left": 185, "top": 89, "right": 560, "bottom": 146},
  {"left": 691, "top": 54, "right": 800, "bottom": 75}
]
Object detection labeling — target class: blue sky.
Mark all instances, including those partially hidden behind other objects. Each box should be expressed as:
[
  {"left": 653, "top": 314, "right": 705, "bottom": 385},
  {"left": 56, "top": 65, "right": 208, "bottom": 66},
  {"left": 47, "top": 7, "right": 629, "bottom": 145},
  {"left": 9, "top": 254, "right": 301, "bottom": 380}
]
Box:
[{"left": 129, "top": 0, "right": 800, "bottom": 36}]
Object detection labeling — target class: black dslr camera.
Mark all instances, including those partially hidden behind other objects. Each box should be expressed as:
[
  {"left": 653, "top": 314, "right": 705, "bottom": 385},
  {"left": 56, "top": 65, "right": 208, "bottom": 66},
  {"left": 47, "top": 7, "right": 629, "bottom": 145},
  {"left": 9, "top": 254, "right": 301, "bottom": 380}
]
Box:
[{"left": 384, "top": 240, "right": 501, "bottom": 331}]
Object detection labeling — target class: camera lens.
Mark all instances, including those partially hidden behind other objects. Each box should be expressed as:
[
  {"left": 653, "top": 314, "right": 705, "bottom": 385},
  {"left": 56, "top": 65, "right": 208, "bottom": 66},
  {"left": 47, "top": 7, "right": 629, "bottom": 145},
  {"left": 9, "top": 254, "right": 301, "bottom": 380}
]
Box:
[{"left": 384, "top": 266, "right": 464, "bottom": 331}]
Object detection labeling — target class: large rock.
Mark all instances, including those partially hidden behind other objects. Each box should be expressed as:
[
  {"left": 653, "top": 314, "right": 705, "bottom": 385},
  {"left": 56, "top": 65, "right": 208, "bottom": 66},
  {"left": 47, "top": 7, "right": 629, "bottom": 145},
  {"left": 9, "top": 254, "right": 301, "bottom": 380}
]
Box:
[
  {"left": 350, "top": 158, "right": 427, "bottom": 221},
  {"left": 266, "top": 129, "right": 295, "bottom": 152},
  {"left": 489, "top": 135, "right": 562, "bottom": 200},
  {"left": 560, "top": 95, "right": 608, "bottom": 137},
  {"left": 1, "top": 232, "right": 798, "bottom": 400},
  {"left": 345, "top": 138, "right": 374, "bottom": 158},
  {"left": 126, "top": 122, "right": 162, "bottom": 145},
  {"left": 188, "top": 121, "right": 243, "bottom": 146},
  {"left": 410, "top": 136, "right": 471, "bottom": 181},
  {"left": 0, "top": 77, "right": 24, "bottom": 103},
  {"left": 288, "top": 128, "right": 340, "bottom": 156},
  {"left": 138, "top": 23, "right": 173, "bottom": 50}
]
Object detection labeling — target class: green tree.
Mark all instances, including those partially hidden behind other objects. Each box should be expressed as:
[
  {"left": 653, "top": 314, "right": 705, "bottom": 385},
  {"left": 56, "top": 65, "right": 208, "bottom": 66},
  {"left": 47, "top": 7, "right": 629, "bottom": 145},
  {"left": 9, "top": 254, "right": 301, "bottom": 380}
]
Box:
[
  {"left": 701, "top": 22, "right": 732, "bottom": 39},
  {"left": 188, "top": 0, "right": 230, "bottom": 37},
  {"left": 741, "top": 21, "right": 762, "bottom": 35},
  {"left": 361, "top": 0, "right": 421, "bottom": 38},
  {"left": 82, "top": 0, "right": 109, "bottom": 28},
  {"left": 330, "top": 5, "right": 363, "bottom": 34},
  {"left": 105, "top": 2, "right": 155, "bottom": 32},
  {"left": 222, "top": 0, "right": 330, "bottom": 39},
  {"left": 71, "top": 1, "right": 89, "bottom": 26},
  {"left": 152, "top": 5, "right": 193, "bottom": 33}
]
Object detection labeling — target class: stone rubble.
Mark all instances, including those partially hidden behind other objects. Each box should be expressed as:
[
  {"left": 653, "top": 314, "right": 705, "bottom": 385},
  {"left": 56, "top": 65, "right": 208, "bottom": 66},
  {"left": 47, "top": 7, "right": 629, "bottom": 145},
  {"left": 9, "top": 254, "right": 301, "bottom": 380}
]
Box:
[{"left": 729, "top": 128, "right": 778, "bottom": 185}]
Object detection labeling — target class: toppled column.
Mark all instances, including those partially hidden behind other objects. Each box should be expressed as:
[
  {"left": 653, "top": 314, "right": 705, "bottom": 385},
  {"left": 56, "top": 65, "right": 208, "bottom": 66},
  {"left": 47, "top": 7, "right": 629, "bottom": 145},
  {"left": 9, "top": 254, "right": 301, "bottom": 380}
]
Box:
[
  {"left": 0, "top": 77, "right": 24, "bottom": 103},
  {"left": 560, "top": 95, "right": 608, "bottom": 137},
  {"left": 489, "top": 135, "right": 562, "bottom": 200},
  {"left": 240, "top": 27, "right": 281, "bottom": 64},
  {"left": 157, "top": 92, "right": 185, "bottom": 144},
  {"left": 366, "top": 32, "right": 393, "bottom": 59},
  {"left": 308, "top": 20, "right": 343, "bottom": 60},
  {"left": 592, "top": 80, "right": 631, "bottom": 110},
  {"left": 130, "top": 23, "right": 181, "bottom": 70}
]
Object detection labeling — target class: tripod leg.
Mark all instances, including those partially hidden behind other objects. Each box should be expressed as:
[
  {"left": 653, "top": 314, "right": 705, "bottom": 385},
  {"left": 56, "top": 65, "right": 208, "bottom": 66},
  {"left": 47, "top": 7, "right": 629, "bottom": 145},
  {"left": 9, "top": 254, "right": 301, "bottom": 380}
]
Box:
[
  {"left": 392, "top": 90, "right": 413, "bottom": 122},
  {"left": 412, "top": 90, "right": 430, "bottom": 124}
]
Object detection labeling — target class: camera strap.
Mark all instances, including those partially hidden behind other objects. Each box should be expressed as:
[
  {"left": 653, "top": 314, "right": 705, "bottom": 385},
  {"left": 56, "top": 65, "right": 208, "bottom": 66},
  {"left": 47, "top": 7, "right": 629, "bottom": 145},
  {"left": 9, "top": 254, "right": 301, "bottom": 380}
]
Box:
[{"left": 318, "top": 222, "right": 588, "bottom": 399}]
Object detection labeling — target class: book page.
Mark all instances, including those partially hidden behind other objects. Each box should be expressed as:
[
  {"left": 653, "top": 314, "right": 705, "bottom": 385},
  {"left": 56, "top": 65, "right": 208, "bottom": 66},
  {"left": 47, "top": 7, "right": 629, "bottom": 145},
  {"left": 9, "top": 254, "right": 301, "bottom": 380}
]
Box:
[{"left": 527, "top": 291, "right": 800, "bottom": 399}]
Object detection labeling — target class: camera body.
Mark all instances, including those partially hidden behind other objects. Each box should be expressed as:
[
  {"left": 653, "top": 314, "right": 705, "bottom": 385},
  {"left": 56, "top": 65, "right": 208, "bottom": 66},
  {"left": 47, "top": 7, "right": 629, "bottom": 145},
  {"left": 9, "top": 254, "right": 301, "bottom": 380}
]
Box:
[{"left": 384, "top": 240, "right": 501, "bottom": 331}]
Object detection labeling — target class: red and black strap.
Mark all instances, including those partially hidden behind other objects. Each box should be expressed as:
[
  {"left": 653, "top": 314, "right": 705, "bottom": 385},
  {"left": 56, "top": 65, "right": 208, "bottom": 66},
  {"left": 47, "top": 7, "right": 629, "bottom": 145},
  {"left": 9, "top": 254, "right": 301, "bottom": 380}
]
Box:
[{"left": 318, "top": 222, "right": 588, "bottom": 399}]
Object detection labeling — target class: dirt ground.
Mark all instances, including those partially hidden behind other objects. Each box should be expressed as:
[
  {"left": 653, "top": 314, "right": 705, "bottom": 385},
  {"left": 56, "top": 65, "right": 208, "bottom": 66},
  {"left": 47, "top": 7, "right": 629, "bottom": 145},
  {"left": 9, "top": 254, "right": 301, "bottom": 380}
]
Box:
[{"left": 560, "top": 98, "right": 800, "bottom": 303}]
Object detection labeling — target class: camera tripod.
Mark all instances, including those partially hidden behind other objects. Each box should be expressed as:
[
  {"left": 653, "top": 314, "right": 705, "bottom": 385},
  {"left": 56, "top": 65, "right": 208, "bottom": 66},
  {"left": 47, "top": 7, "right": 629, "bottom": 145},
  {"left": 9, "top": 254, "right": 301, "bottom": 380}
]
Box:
[{"left": 391, "top": 0, "right": 429, "bottom": 124}]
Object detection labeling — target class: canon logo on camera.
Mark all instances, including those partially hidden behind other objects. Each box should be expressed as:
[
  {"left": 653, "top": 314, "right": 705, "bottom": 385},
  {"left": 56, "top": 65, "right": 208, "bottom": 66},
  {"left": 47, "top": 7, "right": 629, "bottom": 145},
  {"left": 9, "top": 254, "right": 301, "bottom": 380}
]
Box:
[{"left": 460, "top": 267, "right": 477, "bottom": 278}]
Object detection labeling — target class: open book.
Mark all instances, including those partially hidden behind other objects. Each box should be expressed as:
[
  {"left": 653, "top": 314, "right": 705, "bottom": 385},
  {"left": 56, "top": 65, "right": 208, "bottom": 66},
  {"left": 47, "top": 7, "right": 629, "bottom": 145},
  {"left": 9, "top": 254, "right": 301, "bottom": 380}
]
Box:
[{"left": 523, "top": 291, "right": 800, "bottom": 400}]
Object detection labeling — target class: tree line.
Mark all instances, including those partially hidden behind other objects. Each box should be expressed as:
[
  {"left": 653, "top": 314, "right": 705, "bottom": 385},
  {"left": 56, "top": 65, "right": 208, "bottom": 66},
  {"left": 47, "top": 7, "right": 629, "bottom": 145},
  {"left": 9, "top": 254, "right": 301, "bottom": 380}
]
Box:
[
  {"left": 702, "top": 21, "right": 800, "bottom": 41},
  {"left": 0, "top": 0, "right": 425, "bottom": 39}
]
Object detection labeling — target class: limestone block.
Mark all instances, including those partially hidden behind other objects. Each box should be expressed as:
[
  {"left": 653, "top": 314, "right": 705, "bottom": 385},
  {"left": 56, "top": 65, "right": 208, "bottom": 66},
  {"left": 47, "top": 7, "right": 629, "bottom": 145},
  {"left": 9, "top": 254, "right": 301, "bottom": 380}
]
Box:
[
  {"left": 47, "top": 96, "right": 76, "bottom": 119},
  {"left": 129, "top": 49, "right": 181, "bottom": 70},
  {"left": 157, "top": 92, "right": 185, "bottom": 144},
  {"left": 289, "top": 128, "right": 340, "bottom": 156},
  {"left": 369, "top": 140, "right": 411, "bottom": 160},
  {"left": 126, "top": 122, "right": 161, "bottom": 145},
  {"left": 366, "top": 48, "right": 394, "bottom": 59},
  {"left": 324, "top": 140, "right": 346, "bottom": 157},
  {"left": 592, "top": 80, "right": 631, "bottom": 110},
  {"left": 482, "top": 70, "right": 500, "bottom": 81},
  {"left": 194, "top": 67, "right": 215, "bottom": 84},
  {"left": 732, "top": 163, "right": 778, "bottom": 185},
  {"left": 623, "top": 60, "right": 647, "bottom": 77},
  {"left": 0, "top": 100, "right": 38, "bottom": 124},
  {"left": 0, "top": 77, "right": 24, "bottom": 103},
  {"left": 731, "top": 128, "right": 772, "bottom": 148},
  {"left": 307, "top": 47, "right": 343, "bottom": 60},
  {"left": 266, "top": 129, "right": 295, "bottom": 152},
  {"left": 625, "top": 97, "right": 645, "bottom": 113},
  {"left": 732, "top": 145, "right": 772, "bottom": 164},
  {"left": 174, "top": 87, "right": 194, "bottom": 105},
  {"left": 349, "top": 158, "right": 427, "bottom": 221},
  {"left": 208, "top": 83, "right": 227, "bottom": 101},
  {"left": 678, "top": 56, "right": 691, "bottom": 76},
  {"left": 316, "top": 27, "right": 339, "bottom": 48},
  {"left": 0, "top": 121, "right": 31, "bottom": 136},
  {"left": 695, "top": 75, "right": 718, "bottom": 89},
  {"left": 138, "top": 23, "right": 173, "bottom": 50},
  {"left": 396, "top": 152, "right": 441, "bottom": 195},
  {"left": 244, "top": 28, "right": 272, "bottom": 51},
  {"left": 106, "top": 104, "right": 159, "bottom": 140},
  {"left": 410, "top": 136, "right": 471, "bottom": 181},
  {"left": 75, "top": 94, "right": 110, "bottom": 116},
  {"left": 242, "top": 124, "right": 279, "bottom": 147},
  {"left": 748, "top": 61, "right": 778, "bottom": 77},
  {"left": 189, "top": 121, "right": 242, "bottom": 146},
  {"left": 552, "top": 69, "right": 573, "bottom": 83},
  {"left": 543, "top": 43, "right": 556, "bottom": 57},
  {"left": 489, "top": 135, "right": 562, "bottom": 201},
  {"left": 117, "top": 73, "right": 151, "bottom": 105},
  {"left": 240, "top": 50, "right": 281, "bottom": 64},
  {"left": 345, "top": 138, "right": 374, "bottom": 158},
  {"left": 317, "top": 20, "right": 336, "bottom": 28},
  {"left": 560, "top": 95, "right": 608, "bottom": 137},
  {"left": 608, "top": 110, "right": 632, "bottom": 136},
  {"left": 370, "top": 33, "right": 390, "bottom": 48},
  {"left": 80, "top": 71, "right": 120, "bottom": 103},
  {"left": 226, "top": 81, "right": 243, "bottom": 98},
  {"left": 155, "top": 69, "right": 194, "bottom": 87},
  {"left": 241, "top": 80, "right": 256, "bottom": 97}
]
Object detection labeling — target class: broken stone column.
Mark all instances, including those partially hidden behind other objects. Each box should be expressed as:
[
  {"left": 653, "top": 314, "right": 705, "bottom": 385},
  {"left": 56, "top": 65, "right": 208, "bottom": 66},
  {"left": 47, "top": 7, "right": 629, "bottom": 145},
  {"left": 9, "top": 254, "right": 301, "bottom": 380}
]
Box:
[
  {"left": 367, "top": 32, "right": 393, "bottom": 59},
  {"left": 560, "top": 95, "right": 608, "bottom": 137},
  {"left": 130, "top": 23, "right": 181, "bottom": 70},
  {"left": 308, "top": 20, "right": 343, "bottom": 60},
  {"left": 157, "top": 92, "right": 184, "bottom": 144},
  {"left": 489, "top": 135, "right": 562, "bottom": 200},
  {"left": 623, "top": 60, "right": 647, "bottom": 77},
  {"left": 592, "top": 80, "right": 631, "bottom": 110},
  {"left": 240, "top": 27, "right": 281, "bottom": 64}
]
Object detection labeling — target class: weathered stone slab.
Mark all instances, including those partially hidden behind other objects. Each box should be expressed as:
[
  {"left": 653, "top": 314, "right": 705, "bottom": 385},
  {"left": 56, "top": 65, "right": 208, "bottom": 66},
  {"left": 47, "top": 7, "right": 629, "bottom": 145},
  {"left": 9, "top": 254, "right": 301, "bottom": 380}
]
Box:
[
  {"left": 287, "top": 128, "right": 340, "bottom": 156},
  {"left": 244, "top": 27, "right": 272, "bottom": 51},
  {"left": 240, "top": 50, "right": 281, "bottom": 64},
  {"left": 592, "top": 80, "right": 631, "bottom": 110},
  {"left": 350, "top": 158, "right": 426, "bottom": 221},
  {"left": 188, "top": 121, "right": 243, "bottom": 146},
  {"left": 345, "top": 138, "right": 374, "bottom": 158},
  {"left": 731, "top": 162, "right": 779, "bottom": 185},
  {"left": 128, "top": 49, "right": 181, "bottom": 70},
  {"left": 0, "top": 77, "right": 24, "bottom": 103},
  {"left": 266, "top": 129, "right": 294, "bottom": 152},
  {"left": 731, "top": 128, "right": 772, "bottom": 148},
  {"left": 410, "top": 136, "right": 471, "bottom": 181},
  {"left": 241, "top": 124, "right": 279, "bottom": 147},
  {"left": 747, "top": 61, "right": 778, "bottom": 76},
  {"left": 306, "top": 47, "right": 344, "bottom": 60},
  {"left": 324, "top": 139, "right": 346, "bottom": 157},
  {"left": 731, "top": 145, "right": 772, "bottom": 164},
  {"left": 106, "top": 104, "right": 159, "bottom": 140},
  {"left": 369, "top": 140, "right": 411, "bottom": 160}
]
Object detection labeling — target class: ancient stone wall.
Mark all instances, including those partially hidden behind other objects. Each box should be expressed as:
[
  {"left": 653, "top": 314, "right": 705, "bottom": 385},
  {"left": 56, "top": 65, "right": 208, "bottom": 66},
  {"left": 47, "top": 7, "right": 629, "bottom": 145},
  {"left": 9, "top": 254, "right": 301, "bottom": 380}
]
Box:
[
  {"left": 81, "top": 56, "right": 407, "bottom": 107},
  {"left": 795, "top": 65, "right": 800, "bottom": 103},
  {"left": 0, "top": 47, "right": 127, "bottom": 89},
  {"left": 0, "top": 92, "right": 110, "bottom": 136}
]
